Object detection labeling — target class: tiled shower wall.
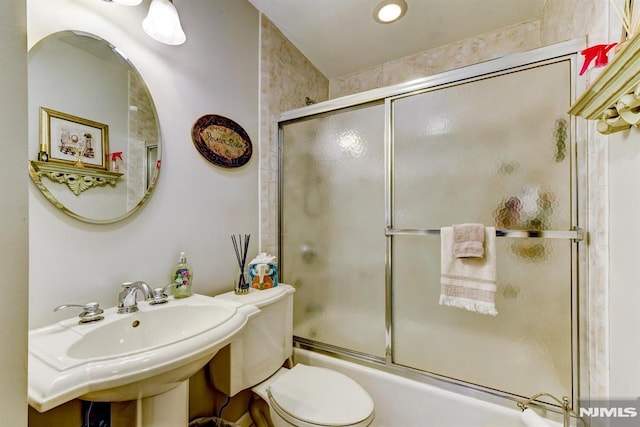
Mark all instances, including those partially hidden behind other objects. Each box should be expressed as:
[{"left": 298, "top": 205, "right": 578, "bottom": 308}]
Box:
[
  {"left": 329, "top": 19, "right": 541, "bottom": 98},
  {"left": 258, "top": 14, "right": 329, "bottom": 256},
  {"left": 259, "top": 0, "right": 610, "bottom": 397},
  {"left": 127, "top": 71, "right": 158, "bottom": 211}
]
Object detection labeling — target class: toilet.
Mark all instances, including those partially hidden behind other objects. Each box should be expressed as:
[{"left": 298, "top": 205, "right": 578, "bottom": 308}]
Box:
[{"left": 210, "top": 284, "right": 375, "bottom": 427}]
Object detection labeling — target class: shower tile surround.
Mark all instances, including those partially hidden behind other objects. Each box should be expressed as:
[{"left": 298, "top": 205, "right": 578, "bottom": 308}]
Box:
[
  {"left": 127, "top": 72, "right": 157, "bottom": 211},
  {"left": 259, "top": 15, "right": 329, "bottom": 256},
  {"left": 260, "top": 0, "right": 609, "bottom": 404},
  {"left": 329, "top": 19, "right": 541, "bottom": 99}
]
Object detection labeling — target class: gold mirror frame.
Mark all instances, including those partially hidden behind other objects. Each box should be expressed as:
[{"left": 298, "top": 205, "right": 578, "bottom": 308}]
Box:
[{"left": 28, "top": 31, "right": 161, "bottom": 224}]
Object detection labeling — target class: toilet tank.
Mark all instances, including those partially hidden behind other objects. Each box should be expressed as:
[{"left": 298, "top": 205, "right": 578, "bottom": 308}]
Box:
[{"left": 210, "top": 284, "right": 295, "bottom": 396}]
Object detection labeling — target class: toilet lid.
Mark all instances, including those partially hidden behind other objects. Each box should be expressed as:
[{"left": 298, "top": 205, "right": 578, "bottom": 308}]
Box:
[{"left": 267, "top": 364, "right": 374, "bottom": 426}]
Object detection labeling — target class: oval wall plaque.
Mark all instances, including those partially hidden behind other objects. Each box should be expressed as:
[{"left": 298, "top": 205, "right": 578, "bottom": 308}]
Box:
[{"left": 191, "top": 114, "right": 252, "bottom": 168}]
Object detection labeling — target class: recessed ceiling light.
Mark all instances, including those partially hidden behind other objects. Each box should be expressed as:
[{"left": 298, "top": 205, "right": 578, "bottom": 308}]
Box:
[{"left": 373, "top": 0, "right": 408, "bottom": 24}]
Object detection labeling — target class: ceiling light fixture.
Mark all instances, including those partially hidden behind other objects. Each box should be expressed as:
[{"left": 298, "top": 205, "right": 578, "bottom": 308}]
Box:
[
  {"left": 373, "top": 0, "right": 408, "bottom": 24},
  {"left": 142, "top": 0, "right": 186, "bottom": 45}
]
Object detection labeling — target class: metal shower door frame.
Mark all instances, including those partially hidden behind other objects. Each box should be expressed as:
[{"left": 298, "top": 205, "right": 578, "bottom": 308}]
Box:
[{"left": 278, "top": 37, "right": 587, "bottom": 412}]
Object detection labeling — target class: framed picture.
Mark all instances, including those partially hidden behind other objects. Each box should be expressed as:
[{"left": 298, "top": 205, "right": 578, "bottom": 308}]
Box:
[{"left": 40, "top": 107, "right": 109, "bottom": 170}]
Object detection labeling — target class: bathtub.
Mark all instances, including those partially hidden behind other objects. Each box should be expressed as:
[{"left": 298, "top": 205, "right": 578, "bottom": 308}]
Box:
[{"left": 293, "top": 348, "right": 562, "bottom": 427}]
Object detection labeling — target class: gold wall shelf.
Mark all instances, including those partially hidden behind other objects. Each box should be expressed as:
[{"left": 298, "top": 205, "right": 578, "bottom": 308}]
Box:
[
  {"left": 29, "top": 161, "right": 123, "bottom": 195},
  {"left": 569, "top": 33, "right": 640, "bottom": 134}
]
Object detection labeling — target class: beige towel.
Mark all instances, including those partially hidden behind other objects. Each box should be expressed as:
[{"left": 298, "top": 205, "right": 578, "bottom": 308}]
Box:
[
  {"left": 440, "top": 226, "right": 497, "bottom": 316},
  {"left": 453, "top": 223, "right": 485, "bottom": 258}
]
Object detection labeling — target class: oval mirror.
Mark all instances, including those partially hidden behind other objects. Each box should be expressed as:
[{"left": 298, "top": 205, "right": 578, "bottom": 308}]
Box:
[{"left": 28, "top": 31, "right": 161, "bottom": 224}]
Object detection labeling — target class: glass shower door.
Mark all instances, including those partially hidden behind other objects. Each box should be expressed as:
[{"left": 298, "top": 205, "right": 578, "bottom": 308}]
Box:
[
  {"left": 390, "top": 60, "right": 575, "bottom": 400},
  {"left": 280, "top": 103, "right": 387, "bottom": 358}
]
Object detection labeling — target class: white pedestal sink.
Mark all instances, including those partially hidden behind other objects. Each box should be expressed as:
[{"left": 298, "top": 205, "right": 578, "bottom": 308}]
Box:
[{"left": 28, "top": 293, "right": 259, "bottom": 425}]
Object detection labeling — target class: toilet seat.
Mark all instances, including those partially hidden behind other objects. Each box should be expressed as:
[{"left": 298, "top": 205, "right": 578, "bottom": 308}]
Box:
[{"left": 265, "top": 364, "right": 374, "bottom": 427}]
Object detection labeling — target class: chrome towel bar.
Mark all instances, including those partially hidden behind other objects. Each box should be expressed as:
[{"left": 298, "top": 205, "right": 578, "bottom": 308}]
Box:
[{"left": 385, "top": 227, "right": 584, "bottom": 242}]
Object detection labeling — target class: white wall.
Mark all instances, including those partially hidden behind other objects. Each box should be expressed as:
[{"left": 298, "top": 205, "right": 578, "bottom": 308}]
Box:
[
  {"left": 609, "top": 128, "right": 640, "bottom": 397},
  {"left": 27, "top": 0, "right": 260, "bottom": 329},
  {"left": 0, "top": 0, "right": 29, "bottom": 425}
]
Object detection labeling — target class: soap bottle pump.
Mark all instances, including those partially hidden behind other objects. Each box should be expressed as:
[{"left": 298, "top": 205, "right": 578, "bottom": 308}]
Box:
[{"left": 171, "top": 251, "right": 192, "bottom": 298}]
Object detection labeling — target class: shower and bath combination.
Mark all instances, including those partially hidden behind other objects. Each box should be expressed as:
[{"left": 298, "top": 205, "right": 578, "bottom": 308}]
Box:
[{"left": 277, "top": 39, "right": 586, "bottom": 423}]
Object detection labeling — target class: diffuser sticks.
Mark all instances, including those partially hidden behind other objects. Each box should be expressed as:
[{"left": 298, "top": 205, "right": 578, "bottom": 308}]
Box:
[{"left": 231, "top": 234, "right": 250, "bottom": 294}]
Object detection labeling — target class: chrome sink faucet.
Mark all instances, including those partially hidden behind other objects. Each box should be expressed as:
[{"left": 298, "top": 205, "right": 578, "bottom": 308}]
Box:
[{"left": 117, "top": 281, "right": 152, "bottom": 313}]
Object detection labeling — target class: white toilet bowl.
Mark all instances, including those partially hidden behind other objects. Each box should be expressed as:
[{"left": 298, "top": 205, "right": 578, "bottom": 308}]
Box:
[
  {"left": 210, "top": 285, "right": 375, "bottom": 426},
  {"left": 252, "top": 364, "right": 375, "bottom": 427}
]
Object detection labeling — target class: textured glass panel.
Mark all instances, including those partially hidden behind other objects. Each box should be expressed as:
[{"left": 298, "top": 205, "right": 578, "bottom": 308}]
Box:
[
  {"left": 391, "top": 60, "right": 574, "bottom": 399},
  {"left": 281, "top": 104, "right": 386, "bottom": 357},
  {"left": 392, "top": 236, "right": 572, "bottom": 399},
  {"left": 392, "top": 62, "right": 572, "bottom": 231}
]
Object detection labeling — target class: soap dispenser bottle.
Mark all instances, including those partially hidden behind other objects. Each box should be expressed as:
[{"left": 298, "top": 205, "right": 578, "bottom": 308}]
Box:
[{"left": 171, "top": 251, "right": 192, "bottom": 298}]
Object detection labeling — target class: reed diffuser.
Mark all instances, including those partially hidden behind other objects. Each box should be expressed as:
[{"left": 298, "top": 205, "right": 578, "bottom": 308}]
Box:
[
  {"left": 611, "top": 0, "right": 639, "bottom": 49},
  {"left": 231, "top": 234, "right": 250, "bottom": 294}
]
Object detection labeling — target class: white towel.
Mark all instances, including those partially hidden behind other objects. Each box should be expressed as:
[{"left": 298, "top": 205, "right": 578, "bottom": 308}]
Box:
[
  {"left": 439, "top": 226, "right": 497, "bottom": 316},
  {"left": 453, "top": 223, "right": 485, "bottom": 258}
]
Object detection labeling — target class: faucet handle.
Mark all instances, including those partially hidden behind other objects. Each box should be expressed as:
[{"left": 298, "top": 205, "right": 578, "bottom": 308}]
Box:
[
  {"left": 149, "top": 283, "right": 176, "bottom": 305},
  {"left": 150, "top": 287, "right": 170, "bottom": 305},
  {"left": 54, "top": 302, "right": 104, "bottom": 323}
]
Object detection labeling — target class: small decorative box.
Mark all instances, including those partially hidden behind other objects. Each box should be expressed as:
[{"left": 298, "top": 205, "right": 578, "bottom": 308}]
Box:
[{"left": 248, "top": 253, "right": 278, "bottom": 290}]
